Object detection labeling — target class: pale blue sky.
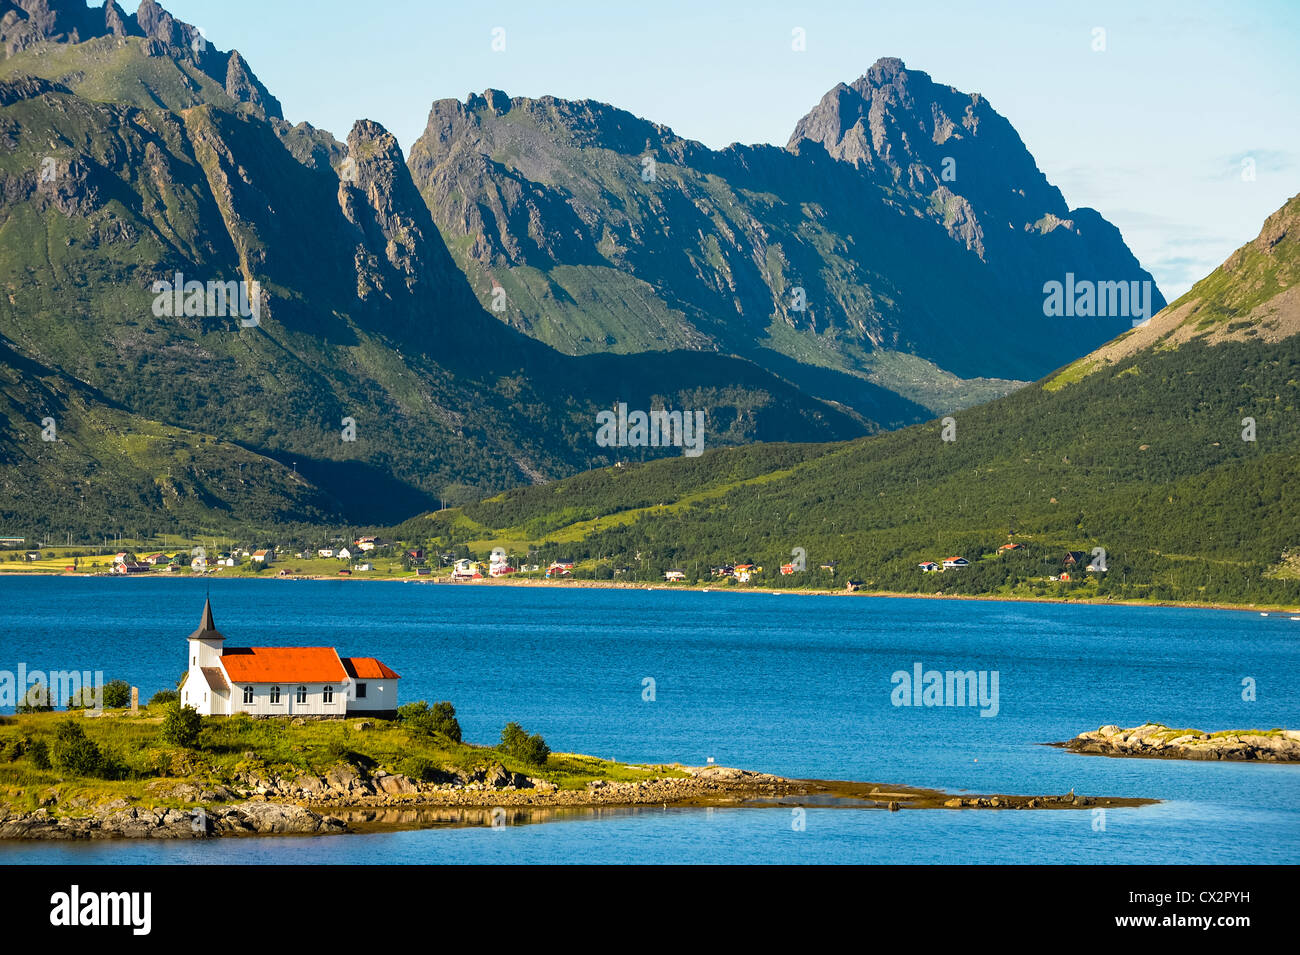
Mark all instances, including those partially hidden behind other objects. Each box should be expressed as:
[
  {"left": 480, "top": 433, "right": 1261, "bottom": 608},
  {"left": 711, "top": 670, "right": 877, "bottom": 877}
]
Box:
[{"left": 136, "top": 0, "right": 1299, "bottom": 299}]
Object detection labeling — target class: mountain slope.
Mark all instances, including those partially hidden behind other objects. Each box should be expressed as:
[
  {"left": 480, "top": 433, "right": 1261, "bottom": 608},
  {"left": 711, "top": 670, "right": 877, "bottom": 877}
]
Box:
[
  {"left": 406, "top": 195, "right": 1300, "bottom": 608},
  {"left": 0, "top": 2, "right": 870, "bottom": 537},
  {"left": 408, "top": 59, "right": 1163, "bottom": 420}
]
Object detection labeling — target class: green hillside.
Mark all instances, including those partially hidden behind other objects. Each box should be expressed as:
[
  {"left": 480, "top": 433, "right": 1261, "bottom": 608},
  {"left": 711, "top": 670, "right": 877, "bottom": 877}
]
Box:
[{"left": 394, "top": 195, "right": 1300, "bottom": 608}]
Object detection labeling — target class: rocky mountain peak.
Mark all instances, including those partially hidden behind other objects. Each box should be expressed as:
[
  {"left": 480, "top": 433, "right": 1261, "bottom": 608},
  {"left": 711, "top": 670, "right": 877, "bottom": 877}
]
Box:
[{"left": 1, "top": 0, "right": 282, "bottom": 119}]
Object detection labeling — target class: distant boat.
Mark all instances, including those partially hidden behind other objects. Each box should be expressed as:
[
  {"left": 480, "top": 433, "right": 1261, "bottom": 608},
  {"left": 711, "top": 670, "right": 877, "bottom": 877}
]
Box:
[
  {"left": 1261, "top": 612, "right": 1269, "bottom": 616},
  {"left": 1291, "top": 616, "right": 1300, "bottom": 622}
]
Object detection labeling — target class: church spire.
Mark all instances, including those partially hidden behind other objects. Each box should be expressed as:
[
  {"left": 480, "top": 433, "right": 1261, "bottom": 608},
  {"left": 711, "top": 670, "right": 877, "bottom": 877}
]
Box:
[{"left": 188, "top": 597, "right": 225, "bottom": 642}]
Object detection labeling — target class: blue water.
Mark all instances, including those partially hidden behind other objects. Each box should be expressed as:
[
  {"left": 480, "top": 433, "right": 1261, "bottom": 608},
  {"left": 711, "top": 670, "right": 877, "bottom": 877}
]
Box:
[{"left": 1, "top": 577, "right": 1296, "bottom": 864}]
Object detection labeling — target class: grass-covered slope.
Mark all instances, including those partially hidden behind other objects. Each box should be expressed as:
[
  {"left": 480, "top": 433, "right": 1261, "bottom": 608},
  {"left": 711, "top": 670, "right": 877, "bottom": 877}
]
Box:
[{"left": 398, "top": 196, "right": 1300, "bottom": 608}]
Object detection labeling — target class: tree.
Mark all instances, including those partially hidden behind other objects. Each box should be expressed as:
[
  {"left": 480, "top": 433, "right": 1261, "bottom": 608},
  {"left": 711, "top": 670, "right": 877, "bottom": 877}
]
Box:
[
  {"left": 499, "top": 721, "right": 550, "bottom": 766},
  {"left": 160, "top": 703, "right": 202, "bottom": 747},
  {"left": 102, "top": 680, "right": 131, "bottom": 709},
  {"left": 149, "top": 689, "right": 179, "bottom": 707}
]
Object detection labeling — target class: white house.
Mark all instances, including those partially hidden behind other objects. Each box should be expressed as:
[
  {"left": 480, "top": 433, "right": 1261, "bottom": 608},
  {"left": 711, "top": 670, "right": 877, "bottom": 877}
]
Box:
[
  {"left": 942, "top": 556, "right": 970, "bottom": 569},
  {"left": 181, "top": 598, "right": 399, "bottom": 718},
  {"left": 337, "top": 547, "right": 354, "bottom": 560},
  {"left": 317, "top": 548, "right": 335, "bottom": 558}
]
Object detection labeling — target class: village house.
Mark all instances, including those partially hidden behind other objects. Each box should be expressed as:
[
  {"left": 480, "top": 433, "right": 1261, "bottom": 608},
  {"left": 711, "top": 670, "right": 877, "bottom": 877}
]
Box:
[
  {"left": 453, "top": 558, "right": 484, "bottom": 580},
  {"left": 918, "top": 561, "right": 940, "bottom": 572},
  {"left": 317, "top": 548, "right": 335, "bottom": 558},
  {"left": 181, "top": 598, "right": 399, "bottom": 718},
  {"left": 779, "top": 563, "right": 796, "bottom": 575},
  {"left": 998, "top": 543, "right": 1022, "bottom": 553},
  {"left": 251, "top": 549, "right": 274, "bottom": 564},
  {"left": 545, "top": 561, "right": 574, "bottom": 578},
  {"left": 664, "top": 569, "right": 687, "bottom": 582},
  {"left": 942, "top": 556, "right": 970, "bottom": 569},
  {"left": 337, "top": 547, "right": 354, "bottom": 560}
]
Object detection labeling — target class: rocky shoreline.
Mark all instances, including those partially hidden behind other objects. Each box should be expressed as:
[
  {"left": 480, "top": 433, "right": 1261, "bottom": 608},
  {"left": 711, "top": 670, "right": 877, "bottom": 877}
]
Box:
[
  {"left": 1060, "top": 723, "right": 1300, "bottom": 762},
  {"left": 0, "top": 764, "right": 1155, "bottom": 840}
]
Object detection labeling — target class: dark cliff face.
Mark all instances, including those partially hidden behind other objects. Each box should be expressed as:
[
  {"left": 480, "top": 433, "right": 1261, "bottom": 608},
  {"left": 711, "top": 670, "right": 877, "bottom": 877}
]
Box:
[{"left": 409, "top": 58, "right": 1164, "bottom": 415}]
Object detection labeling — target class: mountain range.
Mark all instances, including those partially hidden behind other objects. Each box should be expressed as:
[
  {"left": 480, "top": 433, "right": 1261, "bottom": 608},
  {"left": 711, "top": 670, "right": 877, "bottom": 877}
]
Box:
[
  {"left": 0, "top": 0, "right": 866, "bottom": 532},
  {"left": 2, "top": 1, "right": 1171, "bottom": 538},
  {"left": 409, "top": 193, "right": 1299, "bottom": 607},
  {"left": 410, "top": 57, "right": 1162, "bottom": 418}
]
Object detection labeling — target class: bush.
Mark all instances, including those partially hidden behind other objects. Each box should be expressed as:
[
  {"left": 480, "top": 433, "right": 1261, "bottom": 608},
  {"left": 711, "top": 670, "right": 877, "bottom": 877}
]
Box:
[
  {"left": 102, "top": 680, "right": 131, "bottom": 709},
  {"left": 396, "top": 701, "right": 429, "bottom": 722},
  {"left": 397, "top": 756, "right": 441, "bottom": 783},
  {"left": 51, "top": 720, "right": 106, "bottom": 777},
  {"left": 0, "top": 737, "right": 25, "bottom": 761},
  {"left": 399, "top": 700, "right": 462, "bottom": 742},
  {"left": 160, "top": 703, "right": 203, "bottom": 748},
  {"left": 149, "top": 689, "right": 179, "bottom": 707},
  {"left": 499, "top": 721, "right": 550, "bottom": 767},
  {"left": 28, "top": 738, "right": 50, "bottom": 770},
  {"left": 17, "top": 683, "right": 52, "bottom": 713}
]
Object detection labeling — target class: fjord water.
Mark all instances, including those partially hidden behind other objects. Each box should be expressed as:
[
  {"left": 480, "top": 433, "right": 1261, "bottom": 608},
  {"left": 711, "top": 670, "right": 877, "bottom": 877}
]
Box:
[{"left": 1, "top": 577, "right": 1295, "bottom": 865}]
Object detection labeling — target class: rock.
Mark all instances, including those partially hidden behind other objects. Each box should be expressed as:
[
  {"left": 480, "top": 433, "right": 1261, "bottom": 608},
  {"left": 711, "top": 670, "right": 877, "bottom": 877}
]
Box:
[
  {"left": 943, "top": 798, "right": 963, "bottom": 808},
  {"left": 481, "top": 764, "right": 513, "bottom": 789},
  {"left": 887, "top": 801, "right": 900, "bottom": 811},
  {"left": 376, "top": 774, "right": 418, "bottom": 796},
  {"left": 353, "top": 721, "right": 373, "bottom": 731}
]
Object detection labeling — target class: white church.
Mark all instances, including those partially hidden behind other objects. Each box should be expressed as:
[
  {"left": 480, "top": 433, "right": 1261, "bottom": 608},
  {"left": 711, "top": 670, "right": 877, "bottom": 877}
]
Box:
[{"left": 180, "top": 598, "right": 400, "bottom": 718}]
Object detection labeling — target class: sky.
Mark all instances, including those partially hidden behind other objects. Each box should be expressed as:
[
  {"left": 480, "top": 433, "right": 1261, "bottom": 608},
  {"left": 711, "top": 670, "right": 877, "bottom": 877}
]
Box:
[{"left": 132, "top": 0, "right": 1300, "bottom": 300}]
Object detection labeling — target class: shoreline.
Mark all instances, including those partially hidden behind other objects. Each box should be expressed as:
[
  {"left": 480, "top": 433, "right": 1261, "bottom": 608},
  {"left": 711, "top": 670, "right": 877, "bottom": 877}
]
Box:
[
  {"left": 0, "top": 767, "right": 1157, "bottom": 841},
  {"left": 3, "top": 568, "right": 1296, "bottom": 615}
]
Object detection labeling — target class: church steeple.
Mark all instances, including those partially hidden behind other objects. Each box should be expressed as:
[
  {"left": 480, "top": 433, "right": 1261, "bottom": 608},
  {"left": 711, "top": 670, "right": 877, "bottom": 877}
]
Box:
[{"left": 188, "top": 597, "right": 225, "bottom": 643}]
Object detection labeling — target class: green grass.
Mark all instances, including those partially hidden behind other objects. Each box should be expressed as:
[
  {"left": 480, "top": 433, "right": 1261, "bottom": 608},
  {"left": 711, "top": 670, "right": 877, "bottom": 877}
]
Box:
[{"left": 0, "top": 710, "right": 688, "bottom": 815}]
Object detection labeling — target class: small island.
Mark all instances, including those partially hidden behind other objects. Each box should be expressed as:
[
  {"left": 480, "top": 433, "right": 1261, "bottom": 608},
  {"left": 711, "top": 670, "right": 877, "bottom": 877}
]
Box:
[
  {"left": 1060, "top": 723, "right": 1300, "bottom": 762},
  {"left": 0, "top": 708, "right": 1156, "bottom": 840}
]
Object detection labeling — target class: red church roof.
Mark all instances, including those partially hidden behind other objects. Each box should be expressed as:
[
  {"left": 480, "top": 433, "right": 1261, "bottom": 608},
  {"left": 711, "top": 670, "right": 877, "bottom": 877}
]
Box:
[
  {"left": 341, "top": 657, "right": 400, "bottom": 680},
  {"left": 220, "top": 647, "right": 347, "bottom": 683}
]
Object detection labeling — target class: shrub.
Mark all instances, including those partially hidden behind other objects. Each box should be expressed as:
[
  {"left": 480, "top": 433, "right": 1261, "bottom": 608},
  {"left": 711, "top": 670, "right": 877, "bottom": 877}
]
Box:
[
  {"left": 399, "top": 700, "right": 462, "bottom": 742},
  {"left": 396, "top": 701, "right": 429, "bottom": 722},
  {"left": 28, "top": 738, "right": 50, "bottom": 770},
  {"left": 102, "top": 680, "right": 131, "bottom": 709},
  {"left": 397, "top": 756, "right": 440, "bottom": 783},
  {"left": 51, "top": 720, "right": 105, "bottom": 777},
  {"left": 17, "top": 683, "right": 52, "bottom": 713},
  {"left": 0, "top": 737, "right": 24, "bottom": 761},
  {"left": 160, "top": 703, "right": 202, "bottom": 748},
  {"left": 499, "top": 721, "right": 550, "bottom": 767},
  {"left": 149, "top": 689, "right": 179, "bottom": 707}
]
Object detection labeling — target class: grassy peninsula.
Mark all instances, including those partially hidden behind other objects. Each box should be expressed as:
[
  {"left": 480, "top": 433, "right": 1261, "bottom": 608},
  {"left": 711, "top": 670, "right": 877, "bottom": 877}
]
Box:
[{"left": 0, "top": 706, "right": 1154, "bottom": 840}]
